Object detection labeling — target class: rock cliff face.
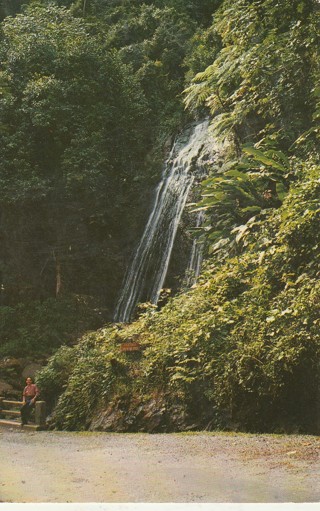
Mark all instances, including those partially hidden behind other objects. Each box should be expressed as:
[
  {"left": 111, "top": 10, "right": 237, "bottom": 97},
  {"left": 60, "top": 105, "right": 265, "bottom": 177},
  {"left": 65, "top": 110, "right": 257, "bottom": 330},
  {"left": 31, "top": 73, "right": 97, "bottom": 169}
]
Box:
[{"left": 89, "top": 392, "right": 214, "bottom": 433}]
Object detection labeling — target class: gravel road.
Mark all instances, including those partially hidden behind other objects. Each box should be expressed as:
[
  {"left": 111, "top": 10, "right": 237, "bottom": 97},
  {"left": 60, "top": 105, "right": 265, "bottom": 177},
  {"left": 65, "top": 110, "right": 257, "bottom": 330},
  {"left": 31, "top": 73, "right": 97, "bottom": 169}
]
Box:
[{"left": 0, "top": 429, "right": 319, "bottom": 503}]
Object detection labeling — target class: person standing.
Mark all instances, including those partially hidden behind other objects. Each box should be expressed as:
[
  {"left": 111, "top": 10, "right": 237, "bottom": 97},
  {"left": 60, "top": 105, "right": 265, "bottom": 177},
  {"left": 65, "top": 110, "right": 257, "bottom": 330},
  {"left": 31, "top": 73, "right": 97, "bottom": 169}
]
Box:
[{"left": 20, "top": 377, "right": 40, "bottom": 426}]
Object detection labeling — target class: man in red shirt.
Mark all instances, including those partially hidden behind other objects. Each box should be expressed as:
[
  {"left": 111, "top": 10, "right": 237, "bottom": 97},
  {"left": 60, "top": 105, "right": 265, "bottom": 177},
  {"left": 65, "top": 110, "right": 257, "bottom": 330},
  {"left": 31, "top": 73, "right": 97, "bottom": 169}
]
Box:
[{"left": 20, "top": 377, "right": 40, "bottom": 426}]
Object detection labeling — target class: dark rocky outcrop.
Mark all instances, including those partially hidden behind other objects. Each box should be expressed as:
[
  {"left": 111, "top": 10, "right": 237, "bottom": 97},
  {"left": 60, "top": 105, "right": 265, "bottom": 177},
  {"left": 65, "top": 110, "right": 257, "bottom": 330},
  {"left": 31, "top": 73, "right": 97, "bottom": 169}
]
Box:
[{"left": 89, "top": 392, "right": 214, "bottom": 433}]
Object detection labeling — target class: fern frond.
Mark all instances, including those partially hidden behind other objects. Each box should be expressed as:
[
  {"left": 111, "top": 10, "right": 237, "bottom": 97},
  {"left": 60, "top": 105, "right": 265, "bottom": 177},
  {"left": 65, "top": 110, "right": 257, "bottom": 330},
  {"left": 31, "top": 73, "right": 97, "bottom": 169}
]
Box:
[{"left": 183, "top": 82, "right": 212, "bottom": 110}]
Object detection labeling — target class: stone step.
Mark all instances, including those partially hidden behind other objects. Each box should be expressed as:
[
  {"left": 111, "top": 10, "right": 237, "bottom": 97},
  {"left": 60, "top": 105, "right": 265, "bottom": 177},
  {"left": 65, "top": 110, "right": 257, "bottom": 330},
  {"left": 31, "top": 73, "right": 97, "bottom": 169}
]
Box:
[
  {"left": 1, "top": 409, "right": 21, "bottom": 417},
  {"left": 0, "top": 418, "right": 42, "bottom": 431},
  {"left": 2, "top": 400, "right": 23, "bottom": 406}
]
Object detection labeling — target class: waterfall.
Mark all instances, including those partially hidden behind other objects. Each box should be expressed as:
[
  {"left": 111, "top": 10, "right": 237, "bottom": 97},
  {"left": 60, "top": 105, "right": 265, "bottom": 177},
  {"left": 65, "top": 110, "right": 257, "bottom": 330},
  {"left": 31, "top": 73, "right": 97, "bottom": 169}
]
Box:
[
  {"left": 114, "top": 119, "right": 210, "bottom": 323},
  {"left": 185, "top": 210, "right": 205, "bottom": 287}
]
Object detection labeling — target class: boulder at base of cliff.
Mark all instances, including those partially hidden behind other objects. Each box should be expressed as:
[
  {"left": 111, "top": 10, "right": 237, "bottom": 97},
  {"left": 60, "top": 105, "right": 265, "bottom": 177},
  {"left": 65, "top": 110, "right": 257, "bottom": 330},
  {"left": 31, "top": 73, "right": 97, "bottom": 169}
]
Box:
[
  {"left": 0, "top": 380, "right": 14, "bottom": 396},
  {"left": 89, "top": 393, "right": 169, "bottom": 432},
  {"left": 0, "top": 357, "right": 25, "bottom": 387},
  {"left": 89, "top": 392, "right": 197, "bottom": 433},
  {"left": 22, "top": 362, "right": 43, "bottom": 380}
]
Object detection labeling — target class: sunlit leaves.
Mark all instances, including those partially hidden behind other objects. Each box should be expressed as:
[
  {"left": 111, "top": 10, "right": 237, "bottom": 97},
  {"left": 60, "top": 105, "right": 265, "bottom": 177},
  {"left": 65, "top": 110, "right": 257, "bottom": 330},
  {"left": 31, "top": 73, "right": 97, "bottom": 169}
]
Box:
[
  {"left": 242, "top": 146, "right": 287, "bottom": 173},
  {"left": 184, "top": 0, "right": 319, "bottom": 148},
  {"left": 190, "top": 144, "right": 290, "bottom": 258}
]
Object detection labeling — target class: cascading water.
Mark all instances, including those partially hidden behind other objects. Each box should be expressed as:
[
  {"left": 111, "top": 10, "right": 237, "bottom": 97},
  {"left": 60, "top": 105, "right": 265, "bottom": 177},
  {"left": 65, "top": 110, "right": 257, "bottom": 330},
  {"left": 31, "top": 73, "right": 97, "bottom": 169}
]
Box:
[
  {"left": 185, "top": 210, "right": 205, "bottom": 287},
  {"left": 114, "top": 119, "right": 211, "bottom": 323}
]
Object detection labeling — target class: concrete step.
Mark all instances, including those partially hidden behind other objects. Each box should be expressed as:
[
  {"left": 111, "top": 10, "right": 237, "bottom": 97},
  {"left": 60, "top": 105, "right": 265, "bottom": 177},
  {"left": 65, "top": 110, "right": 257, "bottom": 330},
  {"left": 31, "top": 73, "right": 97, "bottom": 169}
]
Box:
[
  {"left": 2, "top": 400, "right": 23, "bottom": 406},
  {"left": 1, "top": 409, "right": 21, "bottom": 417},
  {"left": 0, "top": 419, "right": 42, "bottom": 431}
]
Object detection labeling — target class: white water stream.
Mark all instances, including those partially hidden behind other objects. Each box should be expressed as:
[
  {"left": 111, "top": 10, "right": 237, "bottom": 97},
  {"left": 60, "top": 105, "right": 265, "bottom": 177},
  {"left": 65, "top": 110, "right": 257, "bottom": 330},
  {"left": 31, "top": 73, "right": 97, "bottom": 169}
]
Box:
[
  {"left": 185, "top": 210, "right": 205, "bottom": 287},
  {"left": 114, "top": 119, "right": 210, "bottom": 323}
]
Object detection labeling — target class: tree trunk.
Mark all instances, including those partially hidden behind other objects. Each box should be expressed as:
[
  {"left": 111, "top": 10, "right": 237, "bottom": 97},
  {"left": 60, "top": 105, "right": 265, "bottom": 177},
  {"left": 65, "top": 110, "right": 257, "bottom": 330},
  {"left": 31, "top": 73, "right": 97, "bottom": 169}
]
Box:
[{"left": 53, "top": 251, "right": 62, "bottom": 298}]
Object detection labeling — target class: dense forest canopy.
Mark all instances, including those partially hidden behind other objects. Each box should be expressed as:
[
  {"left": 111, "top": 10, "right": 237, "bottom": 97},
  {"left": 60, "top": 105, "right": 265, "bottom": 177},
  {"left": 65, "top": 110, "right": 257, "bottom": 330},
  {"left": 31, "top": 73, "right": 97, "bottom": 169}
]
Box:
[{"left": 0, "top": 0, "right": 319, "bottom": 433}]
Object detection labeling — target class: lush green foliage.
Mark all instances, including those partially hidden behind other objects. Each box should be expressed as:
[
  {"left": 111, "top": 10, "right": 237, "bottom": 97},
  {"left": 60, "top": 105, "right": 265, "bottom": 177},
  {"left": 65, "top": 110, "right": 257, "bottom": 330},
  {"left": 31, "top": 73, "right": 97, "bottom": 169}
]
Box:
[
  {"left": 184, "top": 0, "right": 320, "bottom": 258},
  {"left": 184, "top": 0, "right": 319, "bottom": 146},
  {"left": 88, "top": 1, "right": 197, "bottom": 137},
  {"left": 0, "top": 4, "right": 152, "bottom": 312},
  {"left": 0, "top": 6, "right": 148, "bottom": 200}
]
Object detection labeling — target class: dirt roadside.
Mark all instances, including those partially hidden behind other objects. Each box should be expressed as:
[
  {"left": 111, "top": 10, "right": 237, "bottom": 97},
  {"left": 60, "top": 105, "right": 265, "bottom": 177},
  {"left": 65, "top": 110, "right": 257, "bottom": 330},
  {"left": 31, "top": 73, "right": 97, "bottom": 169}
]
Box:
[{"left": 0, "top": 429, "right": 319, "bottom": 503}]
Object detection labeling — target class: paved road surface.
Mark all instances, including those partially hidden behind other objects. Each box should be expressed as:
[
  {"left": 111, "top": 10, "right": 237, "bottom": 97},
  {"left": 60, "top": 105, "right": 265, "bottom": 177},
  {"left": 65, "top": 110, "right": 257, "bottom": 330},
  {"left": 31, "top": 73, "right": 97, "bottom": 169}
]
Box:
[{"left": 0, "top": 430, "right": 319, "bottom": 503}]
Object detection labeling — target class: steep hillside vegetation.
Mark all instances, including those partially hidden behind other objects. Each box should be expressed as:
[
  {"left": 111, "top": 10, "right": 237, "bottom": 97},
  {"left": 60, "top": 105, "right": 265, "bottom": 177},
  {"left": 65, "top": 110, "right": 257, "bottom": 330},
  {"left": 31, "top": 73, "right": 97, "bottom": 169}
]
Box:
[
  {"left": 1, "top": 0, "right": 319, "bottom": 432},
  {"left": 38, "top": 160, "right": 320, "bottom": 432}
]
